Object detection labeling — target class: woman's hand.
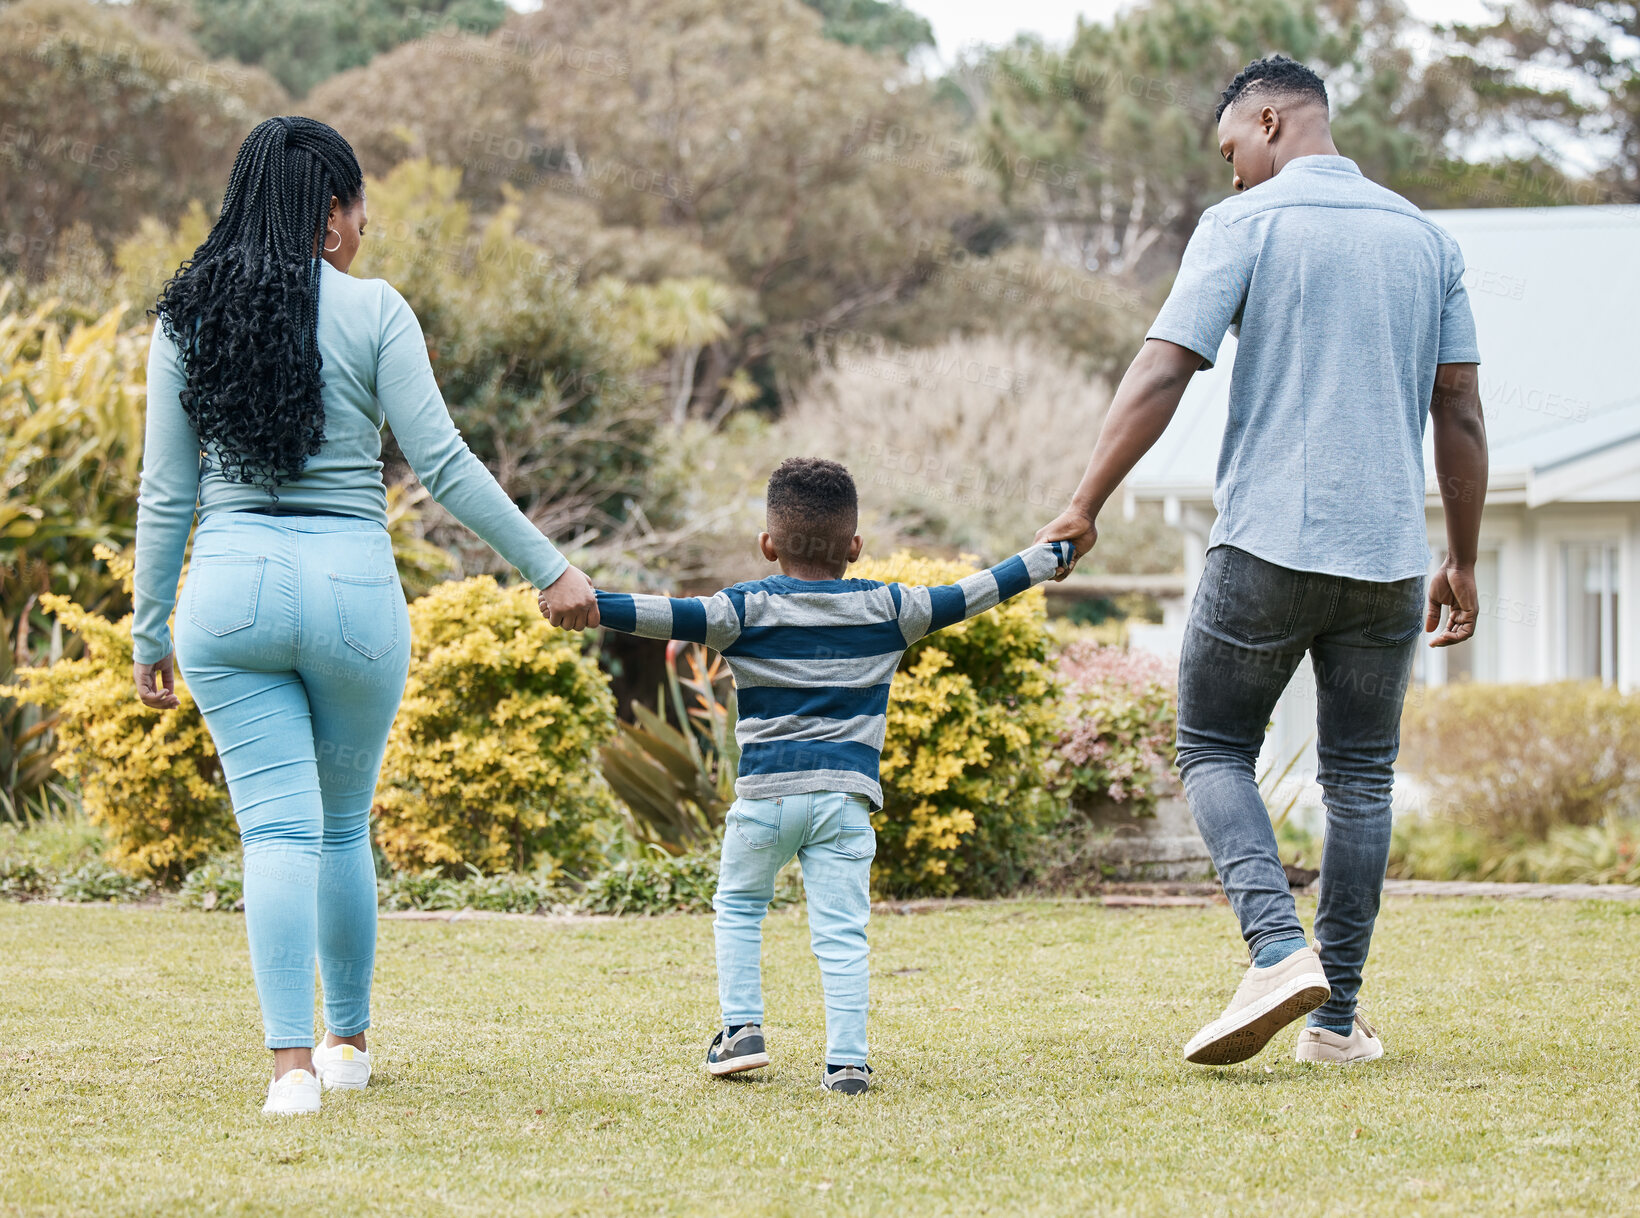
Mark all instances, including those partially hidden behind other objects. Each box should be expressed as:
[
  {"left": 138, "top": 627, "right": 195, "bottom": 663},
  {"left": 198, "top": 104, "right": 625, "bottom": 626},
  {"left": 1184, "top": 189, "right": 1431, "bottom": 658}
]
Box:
[
  {"left": 134, "top": 655, "right": 181, "bottom": 710},
  {"left": 538, "top": 565, "right": 600, "bottom": 631}
]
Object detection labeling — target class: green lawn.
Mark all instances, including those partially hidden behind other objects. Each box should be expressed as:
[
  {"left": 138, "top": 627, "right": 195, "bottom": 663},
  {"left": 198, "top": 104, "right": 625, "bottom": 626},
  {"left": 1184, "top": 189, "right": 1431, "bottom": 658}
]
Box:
[{"left": 3, "top": 897, "right": 1638, "bottom": 1216}]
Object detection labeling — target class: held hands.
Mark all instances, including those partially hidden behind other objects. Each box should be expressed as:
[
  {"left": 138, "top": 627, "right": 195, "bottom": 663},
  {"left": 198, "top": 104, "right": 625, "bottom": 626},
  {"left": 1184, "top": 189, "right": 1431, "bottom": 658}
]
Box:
[
  {"left": 537, "top": 564, "right": 600, "bottom": 631},
  {"left": 1034, "top": 507, "right": 1097, "bottom": 582},
  {"left": 133, "top": 655, "right": 180, "bottom": 710},
  {"left": 1425, "top": 561, "right": 1479, "bottom": 647}
]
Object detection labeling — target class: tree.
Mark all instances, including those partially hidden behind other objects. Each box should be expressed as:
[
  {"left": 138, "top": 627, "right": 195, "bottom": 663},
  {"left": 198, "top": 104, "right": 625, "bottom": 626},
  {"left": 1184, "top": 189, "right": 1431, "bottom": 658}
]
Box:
[
  {"left": 1446, "top": 0, "right": 1638, "bottom": 202},
  {"left": 979, "top": 0, "right": 1380, "bottom": 285},
  {"left": 311, "top": 0, "right": 992, "bottom": 413},
  {"left": 798, "top": 0, "right": 934, "bottom": 61},
  {"left": 180, "top": 0, "right": 508, "bottom": 97},
  {"left": 0, "top": 0, "right": 284, "bottom": 276},
  {"left": 350, "top": 160, "right": 659, "bottom": 571}
]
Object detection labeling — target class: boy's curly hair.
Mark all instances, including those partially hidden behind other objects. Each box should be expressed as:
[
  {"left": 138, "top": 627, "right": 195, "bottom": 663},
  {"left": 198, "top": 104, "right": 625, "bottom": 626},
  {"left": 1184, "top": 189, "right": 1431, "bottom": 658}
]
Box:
[{"left": 766, "top": 458, "right": 858, "bottom": 564}]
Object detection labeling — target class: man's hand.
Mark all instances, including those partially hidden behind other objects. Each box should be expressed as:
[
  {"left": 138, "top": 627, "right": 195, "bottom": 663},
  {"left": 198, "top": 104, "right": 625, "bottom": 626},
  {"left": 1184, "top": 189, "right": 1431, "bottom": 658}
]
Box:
[
  {"left": 1425, "top": 562, "right": 1478, "bottom": 647},
  {"left": 133, "top": 655, "right": 180, "bottom": 710},
  {"left": 1035, "top": 509, "right": 1097, "bottom": 581},
  {"left": 537, "top": 565, "right": 600, "bottom": 631}
]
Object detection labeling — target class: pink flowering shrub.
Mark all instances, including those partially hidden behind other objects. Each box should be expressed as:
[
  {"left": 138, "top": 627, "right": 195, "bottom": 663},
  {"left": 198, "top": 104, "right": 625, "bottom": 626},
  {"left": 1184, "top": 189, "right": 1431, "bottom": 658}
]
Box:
[{"left": 1050, "top": 641, "right": 1178, "bottom": 817}]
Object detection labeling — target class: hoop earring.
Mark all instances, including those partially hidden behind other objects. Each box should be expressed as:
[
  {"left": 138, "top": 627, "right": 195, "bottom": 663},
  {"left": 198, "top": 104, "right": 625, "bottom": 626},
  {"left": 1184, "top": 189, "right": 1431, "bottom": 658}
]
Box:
[{"left": 324, "top": 226, "right": 342, "bottom": 253}]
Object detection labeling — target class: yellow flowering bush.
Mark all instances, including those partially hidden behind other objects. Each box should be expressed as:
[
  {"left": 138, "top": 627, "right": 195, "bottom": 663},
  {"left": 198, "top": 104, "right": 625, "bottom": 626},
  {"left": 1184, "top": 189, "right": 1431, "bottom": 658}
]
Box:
[
  {"left": 858, "top": 552, "right": 1061, "bottom": 897},
  {"left": 2, "top": 548, "right": 234, "bottom": 878},
  {"left": 375, "top": 576, "right": 618, "bottom": 875}
]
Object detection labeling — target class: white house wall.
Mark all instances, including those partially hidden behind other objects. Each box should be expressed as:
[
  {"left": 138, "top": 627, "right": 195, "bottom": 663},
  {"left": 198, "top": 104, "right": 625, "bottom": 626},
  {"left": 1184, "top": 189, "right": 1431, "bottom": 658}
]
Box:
[{"left": 1423, "top": 500, "right": 1640, "bottom": 692}]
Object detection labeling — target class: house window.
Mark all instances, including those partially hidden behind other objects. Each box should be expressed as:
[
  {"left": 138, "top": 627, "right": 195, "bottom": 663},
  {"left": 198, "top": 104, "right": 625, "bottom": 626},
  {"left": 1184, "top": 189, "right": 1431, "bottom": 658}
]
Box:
[
  {"left": 1442, "top": 549, "right": 1499, "bottom": 683},
  {"left": 1563, "top": 542, "right": 1620, "bottom": 684}
]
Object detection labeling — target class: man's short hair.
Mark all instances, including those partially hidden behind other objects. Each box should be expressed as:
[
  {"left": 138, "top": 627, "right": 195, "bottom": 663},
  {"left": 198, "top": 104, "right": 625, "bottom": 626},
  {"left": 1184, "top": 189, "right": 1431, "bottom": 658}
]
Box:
[
  {"left": 766, "top": 457, "right": 858, "bottom": 564},
  {"left": 1215, "top": 55, "right": 1329, "bottom": 123}
]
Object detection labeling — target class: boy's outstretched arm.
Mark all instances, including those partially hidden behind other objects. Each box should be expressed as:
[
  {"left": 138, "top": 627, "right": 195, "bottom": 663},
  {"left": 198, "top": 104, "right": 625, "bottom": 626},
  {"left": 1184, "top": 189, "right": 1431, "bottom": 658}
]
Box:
[
  {"left": 542, "top": 587, "right": 743, "bottom": 652},
  {"left": 896, "top": 541, "right": 1076, "bottom": 645}
]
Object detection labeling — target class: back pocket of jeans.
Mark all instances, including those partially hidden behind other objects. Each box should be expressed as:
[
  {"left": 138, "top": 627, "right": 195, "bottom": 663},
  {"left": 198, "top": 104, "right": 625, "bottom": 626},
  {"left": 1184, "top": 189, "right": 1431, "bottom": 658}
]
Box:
[
  {"left": 1212, "top": 547, "right": 1303, "bottom": 645},
  {"left": 835, "top": 797, "right": 877, "bottom": 860},
  {"left": 329, "top": 574, "right": 403, "bottom": 660},
  {"left": 187, "top": 556, "right": 265, "bottom": 637},
  {"left": 1363, "top": 576, "right": 1426, "bottom": 645},
  {"left": 729, "top": 799, "right": 781, "bottom": 850}
]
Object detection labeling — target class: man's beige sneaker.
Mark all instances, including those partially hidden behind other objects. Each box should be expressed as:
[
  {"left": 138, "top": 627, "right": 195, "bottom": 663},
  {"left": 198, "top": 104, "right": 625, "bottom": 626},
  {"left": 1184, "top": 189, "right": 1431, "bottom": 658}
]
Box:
[
  {"left": 1182, "top": 945, "right": 1331, "bottom": 1065},
  {"left": 1295, "top": 1011, "right": 1383, "bottom": 1064}
]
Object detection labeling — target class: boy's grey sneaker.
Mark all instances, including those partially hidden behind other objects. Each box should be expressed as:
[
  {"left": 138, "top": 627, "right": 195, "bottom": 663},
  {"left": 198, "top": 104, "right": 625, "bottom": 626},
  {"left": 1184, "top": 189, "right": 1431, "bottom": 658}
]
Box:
[
  {"left": 705, "top": 1024, "right": 769, "bottom": 1076},
  {"left": 821, "top": 1064, "right": 872, "bottom": 1095}
]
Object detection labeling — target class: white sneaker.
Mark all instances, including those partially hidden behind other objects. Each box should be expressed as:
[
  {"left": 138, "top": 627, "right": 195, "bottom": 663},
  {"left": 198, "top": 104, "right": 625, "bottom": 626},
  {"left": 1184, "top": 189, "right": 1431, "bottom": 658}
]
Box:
[
  {"left": 1182, "top": 945, "right": 1331, "bottom": 1066},
  {"left": 263, "top": 1068, "right": 321, "bottom": 1115},
  {"left": 312, "top": 1042, "right": 371, "bottom": 1090},
  {"left": 1295, "top": 1011, "right": 1385, "bottom": 1064}
]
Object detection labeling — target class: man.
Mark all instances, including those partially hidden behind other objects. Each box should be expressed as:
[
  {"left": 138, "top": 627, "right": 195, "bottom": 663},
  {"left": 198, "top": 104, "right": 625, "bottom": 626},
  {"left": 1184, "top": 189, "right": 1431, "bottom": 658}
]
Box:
[{"left": 1037, "top": 55, "right": 1488, "bottom": 1067}]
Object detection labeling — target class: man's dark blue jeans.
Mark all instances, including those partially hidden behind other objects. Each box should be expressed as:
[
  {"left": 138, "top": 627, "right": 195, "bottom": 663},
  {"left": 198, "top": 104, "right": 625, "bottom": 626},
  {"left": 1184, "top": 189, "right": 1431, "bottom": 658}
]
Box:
[{"left": 1176, "top": 545, "right": 1425, "bottom": 1026}]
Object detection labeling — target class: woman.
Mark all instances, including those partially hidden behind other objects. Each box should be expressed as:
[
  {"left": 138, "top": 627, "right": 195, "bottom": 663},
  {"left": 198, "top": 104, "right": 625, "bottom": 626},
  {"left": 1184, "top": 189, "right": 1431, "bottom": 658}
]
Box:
[{"left": 131, "top": 116, "right": 599, "bottom": 1115}]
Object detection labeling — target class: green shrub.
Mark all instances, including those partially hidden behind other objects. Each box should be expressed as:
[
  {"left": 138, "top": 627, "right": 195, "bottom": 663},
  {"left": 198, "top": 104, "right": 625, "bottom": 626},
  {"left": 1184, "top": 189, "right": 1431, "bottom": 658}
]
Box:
[
  {"left": 1389, "top": 816, "right": 1640, "bottom": 885},
  {"left": 375, "top": 576, "right": 619, "bottom": 876},
  {"left": 854, "top": 552, "right": 1061, "bottom": 898},
  {"left": 55, "top": 861, "right": 151, "bottom": 903},
  {"left": 1399, "top": 682, "right": 1640, "bottom": 838},
  {"left": 378, "top": 866, "right": 568, "bottom": 915},
  {"left": 1048, "top": 638, "right": 1177, "bottom": 818},
  {"left": 3, "top": 548, "right": 237, "bottom": 880},
  {"left": 576, "top": 852, "right": 722, "bottom": 916},
  {"left": 0, "top": 858, "right": 52, "bottom": 899},
  {"left": 177, "top": 858, "right": 245, "bottom": 912}
]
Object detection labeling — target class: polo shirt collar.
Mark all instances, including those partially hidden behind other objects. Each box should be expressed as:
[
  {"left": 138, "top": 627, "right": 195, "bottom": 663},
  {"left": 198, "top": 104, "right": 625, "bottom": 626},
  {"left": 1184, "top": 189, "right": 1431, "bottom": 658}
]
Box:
[{"left": 1284, "top": 154, "right": 1362, "bottom": 176}]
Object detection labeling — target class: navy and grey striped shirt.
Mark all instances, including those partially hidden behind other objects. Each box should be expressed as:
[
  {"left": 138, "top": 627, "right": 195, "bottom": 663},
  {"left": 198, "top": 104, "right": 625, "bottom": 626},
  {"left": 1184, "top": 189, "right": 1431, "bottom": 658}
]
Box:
[{"left": 595, "top": 541, "right": 1074, "bottom": 807}]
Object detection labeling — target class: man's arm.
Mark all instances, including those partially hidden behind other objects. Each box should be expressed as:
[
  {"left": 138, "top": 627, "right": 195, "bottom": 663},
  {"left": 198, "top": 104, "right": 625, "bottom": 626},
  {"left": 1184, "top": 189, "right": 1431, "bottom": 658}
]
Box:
[
  {"left": 1034, "top": 339, "right": 1202, "bottom": 560},
  {"left": 563, "top": 588, "right": 743, "bottom": 652},
  {"left": 897, "top": 542, "right": 1075, "bottom": 645},
  {"left": 1426, "top": 362, "right": 1487, "bottom": 647}
]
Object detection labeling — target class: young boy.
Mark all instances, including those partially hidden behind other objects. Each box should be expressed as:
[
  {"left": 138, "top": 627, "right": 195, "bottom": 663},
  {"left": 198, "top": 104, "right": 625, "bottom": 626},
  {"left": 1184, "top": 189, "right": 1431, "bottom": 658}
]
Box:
[{"left": 549, "top": 458, "right": 1073, "bottom": 1093}]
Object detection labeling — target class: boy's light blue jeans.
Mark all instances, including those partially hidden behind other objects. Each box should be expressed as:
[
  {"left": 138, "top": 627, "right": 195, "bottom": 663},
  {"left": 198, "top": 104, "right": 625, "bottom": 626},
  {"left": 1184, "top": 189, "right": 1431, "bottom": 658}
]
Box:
[
  {"left": 714, "top": 792, "right": 877, "bottom": 1067},
  {"left": 175, "top": 513, "right": 410, "bottom": 1049}
]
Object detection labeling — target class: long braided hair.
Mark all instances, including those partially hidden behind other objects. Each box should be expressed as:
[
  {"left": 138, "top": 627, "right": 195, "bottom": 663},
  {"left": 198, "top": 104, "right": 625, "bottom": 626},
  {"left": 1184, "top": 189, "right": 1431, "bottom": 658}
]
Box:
[{"left": 155, "top": 116, "right": 364, "bottom": 491}]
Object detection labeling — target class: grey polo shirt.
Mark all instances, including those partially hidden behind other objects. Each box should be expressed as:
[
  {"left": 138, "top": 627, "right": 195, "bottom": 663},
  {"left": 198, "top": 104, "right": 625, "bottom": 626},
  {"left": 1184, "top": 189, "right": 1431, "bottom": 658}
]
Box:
[{"left": 1148, "top": 155, "right": 1482, "bottom": 583}]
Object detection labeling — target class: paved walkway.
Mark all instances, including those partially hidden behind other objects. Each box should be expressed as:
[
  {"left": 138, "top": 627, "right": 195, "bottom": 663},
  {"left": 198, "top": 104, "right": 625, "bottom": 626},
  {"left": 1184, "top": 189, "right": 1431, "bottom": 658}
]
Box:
[
  {"left": 1381, "top": 878, "right": 1640, "bottom": 901},
  {"left": 370, "top": 879, "right": 1640, "bottom": 921}
]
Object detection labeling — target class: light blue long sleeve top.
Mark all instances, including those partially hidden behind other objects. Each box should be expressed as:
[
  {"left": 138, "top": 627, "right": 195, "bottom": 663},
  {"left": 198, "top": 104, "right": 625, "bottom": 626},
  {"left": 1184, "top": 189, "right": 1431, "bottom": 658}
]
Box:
[{"left": 132, "top": 260, "right": 569, "bottom": 663}]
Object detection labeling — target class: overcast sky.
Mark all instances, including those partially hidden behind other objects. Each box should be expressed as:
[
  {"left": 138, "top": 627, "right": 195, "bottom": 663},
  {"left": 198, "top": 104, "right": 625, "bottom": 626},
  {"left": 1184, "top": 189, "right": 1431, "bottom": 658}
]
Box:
[{"left": 903, "top": 0, "right": 1497, "bottom": 62}]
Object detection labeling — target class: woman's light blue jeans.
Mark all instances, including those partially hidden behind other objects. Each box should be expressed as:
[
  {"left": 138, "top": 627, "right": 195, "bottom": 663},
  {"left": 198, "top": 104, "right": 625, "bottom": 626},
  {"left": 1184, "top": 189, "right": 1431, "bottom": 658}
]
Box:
[
  {"left": 176, "top": 513, "right": 410, "bottom": 1049},
  {"left": 714, "top": 793, "right": 877, "bottom": 1068}
]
